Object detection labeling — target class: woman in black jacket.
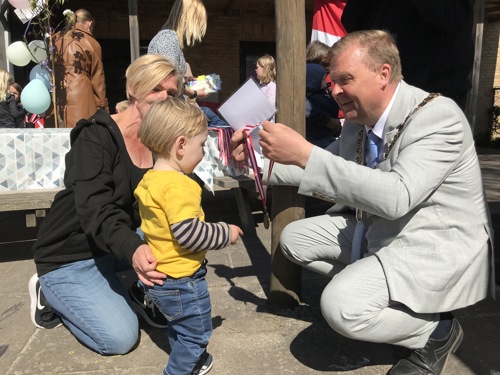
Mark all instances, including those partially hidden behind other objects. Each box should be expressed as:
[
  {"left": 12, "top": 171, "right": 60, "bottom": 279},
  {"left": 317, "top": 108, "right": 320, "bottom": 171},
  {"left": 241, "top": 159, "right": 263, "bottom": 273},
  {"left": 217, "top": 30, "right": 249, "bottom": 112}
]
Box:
[{"left": 30, "top": 54, "right": 182, "bottom": 355}]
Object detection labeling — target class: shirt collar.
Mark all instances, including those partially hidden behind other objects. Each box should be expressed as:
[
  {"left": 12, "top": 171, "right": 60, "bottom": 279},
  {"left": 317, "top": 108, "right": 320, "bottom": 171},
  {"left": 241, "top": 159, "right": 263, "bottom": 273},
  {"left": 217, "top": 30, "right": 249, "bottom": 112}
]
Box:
[{"left": 365, "top": 82, "right": 401, "bottom": 139}]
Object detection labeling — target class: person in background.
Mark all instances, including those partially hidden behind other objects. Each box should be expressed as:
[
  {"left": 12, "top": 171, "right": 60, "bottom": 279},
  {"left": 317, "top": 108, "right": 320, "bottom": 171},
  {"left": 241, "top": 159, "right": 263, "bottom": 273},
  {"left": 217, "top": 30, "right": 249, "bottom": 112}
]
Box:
[
  {"left": 306, "top": 40, "right": 332, "bottom": 71},
  {"left": 231, "top": 30, "right": 493, "bottom": 375},
  {"left": 255, "top": 54, "right": 277, "bottom": 120},
  {"left": 53, "top": 8, "right": 108, "bottom": 128},
  {"left": 135, "top": 98, "right": 242, "bottom": 375},
  {"left": 115, "top": 99, "right": 130, "bottom": 114},
  {"left": 8, "top": 81, "right": 22, "bottom": 103},
  {"left": 184, "top": 62, "right": 228, "bottom": 127},
  {"left": 0, "top": 69, "right": 25, "bottom": 128},
  {"left": 9, "top": 82, "right": 45, "bottom": 128},
  {"left": 341, "top": 0, "right": 474, "bottom": 111},
  {"left": 148, "top": 0, "right": 209, "bottom": 101},
  {"left": 30, "top": 54, "right": 182, "bottom": 354},
  {"left": 305, "top": 62, "right": 342, "bottom": 148}
]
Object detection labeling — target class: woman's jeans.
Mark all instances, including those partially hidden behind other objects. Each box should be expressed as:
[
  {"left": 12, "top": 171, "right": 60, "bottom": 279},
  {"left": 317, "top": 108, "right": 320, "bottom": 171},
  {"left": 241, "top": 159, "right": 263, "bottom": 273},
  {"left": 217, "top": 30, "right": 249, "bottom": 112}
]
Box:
[
  {"left": 140, "top": 263, "right": 212, "bottom": 375},
  {"left": 39, "top": 254, "right": 139, "bottom": 355}
]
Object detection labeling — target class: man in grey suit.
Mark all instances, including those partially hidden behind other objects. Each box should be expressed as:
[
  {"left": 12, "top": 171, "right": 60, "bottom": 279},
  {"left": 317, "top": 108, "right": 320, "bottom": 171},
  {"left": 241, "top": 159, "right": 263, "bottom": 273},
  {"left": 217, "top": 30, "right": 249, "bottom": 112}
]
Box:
[{"left": 232, "top": 30, "right": 494, "bottom": 375}]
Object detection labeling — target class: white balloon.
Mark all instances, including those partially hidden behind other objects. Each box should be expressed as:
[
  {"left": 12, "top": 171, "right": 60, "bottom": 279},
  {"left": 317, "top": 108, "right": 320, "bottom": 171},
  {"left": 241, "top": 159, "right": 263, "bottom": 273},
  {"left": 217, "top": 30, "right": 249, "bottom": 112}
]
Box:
[
  {"left": 28, "top": 40, "right": 48, "bottom": 63},
  {"left": 6, "top": 41, "right": 31, "bottom": 67}
]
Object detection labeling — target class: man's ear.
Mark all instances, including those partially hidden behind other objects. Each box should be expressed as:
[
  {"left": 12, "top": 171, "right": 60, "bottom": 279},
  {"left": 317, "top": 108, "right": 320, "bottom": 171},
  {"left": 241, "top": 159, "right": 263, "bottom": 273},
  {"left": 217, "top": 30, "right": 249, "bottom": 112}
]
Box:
[{"left": 380, "top": 63, "right": 391, "bottom": 88}]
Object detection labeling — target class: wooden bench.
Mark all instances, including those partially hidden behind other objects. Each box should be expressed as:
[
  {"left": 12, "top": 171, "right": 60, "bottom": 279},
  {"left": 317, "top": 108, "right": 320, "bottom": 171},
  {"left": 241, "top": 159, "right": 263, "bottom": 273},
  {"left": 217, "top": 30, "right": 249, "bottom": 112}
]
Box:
[
  {"left": 0, "top": 189, "right": 61, "bottom": 228},
  {"left": 210, "top": 175, "right": 258, "bottom": 235},
  {"left": 0, "top": 175, "right": 259, "bottom": 234}
]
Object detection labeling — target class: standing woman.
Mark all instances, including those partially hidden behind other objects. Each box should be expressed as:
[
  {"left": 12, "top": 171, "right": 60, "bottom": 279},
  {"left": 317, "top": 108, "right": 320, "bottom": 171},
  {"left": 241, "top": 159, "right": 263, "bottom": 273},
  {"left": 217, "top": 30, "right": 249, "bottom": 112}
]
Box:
[
  {"left": 148, "top": 0, "right": 208, "bottom": 100},
  {"left": 0, "top": 68, "right": 25, "bottom": 128},
  {"left": 30, "top": 54, "right": 182, "bottom": 355},
  {"left": 255, "top": 54, "right": 277, "bottom": 120},
  {"left": 53, "top": 9, "right": 108, "bottom": 128}
]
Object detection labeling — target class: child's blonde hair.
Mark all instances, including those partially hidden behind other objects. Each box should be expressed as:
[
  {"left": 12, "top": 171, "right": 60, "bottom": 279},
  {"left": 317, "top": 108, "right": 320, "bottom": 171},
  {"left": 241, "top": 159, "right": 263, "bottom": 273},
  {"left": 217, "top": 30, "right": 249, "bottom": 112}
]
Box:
[
  {"left": 139, "top": 98, "right": 207, "bottom": 157},
  {"left": 256, "top": 54, "right": 276, "bottom": 84}
]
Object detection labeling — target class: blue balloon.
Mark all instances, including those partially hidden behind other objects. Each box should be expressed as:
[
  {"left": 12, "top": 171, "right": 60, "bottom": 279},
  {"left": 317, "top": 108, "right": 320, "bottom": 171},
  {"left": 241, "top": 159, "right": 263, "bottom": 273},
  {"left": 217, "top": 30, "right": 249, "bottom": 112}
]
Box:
[
  {"left": 29, "top": 64, "right": 51, "bottom": 90},
  {"left": 21, "top": 79, "right": 51, "bottom": 115}
]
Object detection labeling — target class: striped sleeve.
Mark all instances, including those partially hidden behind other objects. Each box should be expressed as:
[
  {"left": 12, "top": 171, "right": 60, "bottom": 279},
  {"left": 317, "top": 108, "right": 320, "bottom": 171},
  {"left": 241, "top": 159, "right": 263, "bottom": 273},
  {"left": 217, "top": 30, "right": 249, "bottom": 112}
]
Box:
[{"left": 171, "top": 218, "right": 231, "bottom": 252}]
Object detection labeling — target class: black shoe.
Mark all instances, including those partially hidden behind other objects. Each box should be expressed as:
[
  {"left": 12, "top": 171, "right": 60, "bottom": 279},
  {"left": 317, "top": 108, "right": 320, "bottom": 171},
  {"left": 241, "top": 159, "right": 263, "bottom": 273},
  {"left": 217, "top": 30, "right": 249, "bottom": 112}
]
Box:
[
  {"left": 29, "top": 273, "right": 62, "bottom": 329},
  {"left": 191, "top": 350, "right": 213, "bottom": 375},
  {"left": 388, "top": 318, "right": 463, "bottom": 375},
  {"left": 128, "top": 283, "right": 168, "bottom": 329}
]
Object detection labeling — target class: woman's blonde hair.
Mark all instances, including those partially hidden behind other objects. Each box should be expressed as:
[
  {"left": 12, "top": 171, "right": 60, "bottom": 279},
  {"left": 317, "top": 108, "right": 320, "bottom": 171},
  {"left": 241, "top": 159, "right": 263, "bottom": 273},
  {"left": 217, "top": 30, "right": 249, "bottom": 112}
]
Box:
[
  {"left": 256, "top": 54, "right": 276, "bottom": 84},
  {"left": 163, "top": 0, "right": 207, "bottom": 49},
  {"left": 330, "top": 30, "right": 403, "bottom": 83},
  {"left": 0, "top": 69, "right": 14, "bottom": 102},
  {"left": 125, "top": 54, "right": 183, "bottom": 102},
  {"left": 63, "top": 9, "right": 95, "bottom": 35},
  {"left": 139, "top": 98, "right": 207, "bottom": 156}
]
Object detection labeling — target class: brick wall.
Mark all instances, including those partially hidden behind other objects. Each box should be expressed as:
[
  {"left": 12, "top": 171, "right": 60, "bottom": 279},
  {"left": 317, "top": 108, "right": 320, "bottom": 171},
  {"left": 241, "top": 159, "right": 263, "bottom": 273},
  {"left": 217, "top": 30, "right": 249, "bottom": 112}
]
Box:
[{"left": 67, "top": 0, "right": 314, "bottom": 105}]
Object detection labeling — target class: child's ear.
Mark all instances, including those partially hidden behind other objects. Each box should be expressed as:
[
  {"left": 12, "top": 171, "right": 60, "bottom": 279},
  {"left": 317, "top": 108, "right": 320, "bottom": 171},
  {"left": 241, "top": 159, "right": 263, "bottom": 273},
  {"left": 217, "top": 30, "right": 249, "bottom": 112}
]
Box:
[{"left": 175, "top": 135, "right": 187, "bottom": 155}]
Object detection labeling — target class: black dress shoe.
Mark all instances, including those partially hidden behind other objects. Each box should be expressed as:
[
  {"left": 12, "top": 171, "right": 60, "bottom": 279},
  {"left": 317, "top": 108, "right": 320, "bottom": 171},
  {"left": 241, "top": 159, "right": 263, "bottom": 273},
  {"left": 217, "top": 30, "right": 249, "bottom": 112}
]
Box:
[{"left": 388, "top": 318, "right": 463, "bottom": 375}]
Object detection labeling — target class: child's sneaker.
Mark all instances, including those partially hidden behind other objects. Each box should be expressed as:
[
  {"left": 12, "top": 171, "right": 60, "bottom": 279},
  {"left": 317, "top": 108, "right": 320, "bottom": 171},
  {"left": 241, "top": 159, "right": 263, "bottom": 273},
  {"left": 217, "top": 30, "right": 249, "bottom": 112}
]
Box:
[
  {"left": 191, "top": 351, "right": 213, "bottom": 375},
  {"left": 28, "top": 273, "right": 62, "bottom": 329}
]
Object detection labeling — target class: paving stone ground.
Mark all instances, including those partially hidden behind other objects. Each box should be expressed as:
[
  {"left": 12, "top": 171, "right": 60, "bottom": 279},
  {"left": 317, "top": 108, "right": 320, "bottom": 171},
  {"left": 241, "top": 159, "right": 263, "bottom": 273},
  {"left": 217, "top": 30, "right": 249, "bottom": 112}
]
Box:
[{"left": 1, "top": 149, "right": 499, "bottom": 375}]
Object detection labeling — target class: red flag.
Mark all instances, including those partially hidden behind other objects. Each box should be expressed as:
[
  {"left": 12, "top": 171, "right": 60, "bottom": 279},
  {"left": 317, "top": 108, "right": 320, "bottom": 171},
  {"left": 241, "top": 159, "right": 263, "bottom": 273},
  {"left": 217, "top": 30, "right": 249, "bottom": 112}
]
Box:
[{"left": 311, "top": 0, "right": 347, "bottom": 47}]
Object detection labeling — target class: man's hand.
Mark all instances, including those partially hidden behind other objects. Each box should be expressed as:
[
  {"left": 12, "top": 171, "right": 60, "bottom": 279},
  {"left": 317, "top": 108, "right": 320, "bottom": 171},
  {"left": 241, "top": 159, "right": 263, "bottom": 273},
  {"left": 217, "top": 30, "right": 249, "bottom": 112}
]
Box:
[
  {"left": 132, "top": 244, "right": 167, "bottom": 286},
  {"left": 230, "top": 129, "right": 248, "bottom": 163},
  {"left": 258, "top": 121, "right": 314, "bottom": 168}
]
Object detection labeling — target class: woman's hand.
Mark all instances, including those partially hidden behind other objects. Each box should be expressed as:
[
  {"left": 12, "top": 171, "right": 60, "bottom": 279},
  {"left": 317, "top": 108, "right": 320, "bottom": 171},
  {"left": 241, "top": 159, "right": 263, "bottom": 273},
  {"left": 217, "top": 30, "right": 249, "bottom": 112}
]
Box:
[
  {"left": 196, "top": 87, "right": 210, "bottom": 99},
  {"left": 132, "top": 244, "right": 167, "bottom": 286}
]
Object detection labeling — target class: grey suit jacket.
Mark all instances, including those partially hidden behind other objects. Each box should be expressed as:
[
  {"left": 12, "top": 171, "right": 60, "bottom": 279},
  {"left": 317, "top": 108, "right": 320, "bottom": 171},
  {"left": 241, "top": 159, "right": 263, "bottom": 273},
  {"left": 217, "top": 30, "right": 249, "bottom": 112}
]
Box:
[{"left": 280, "top": 81, "right": 494, "bottom": 313}]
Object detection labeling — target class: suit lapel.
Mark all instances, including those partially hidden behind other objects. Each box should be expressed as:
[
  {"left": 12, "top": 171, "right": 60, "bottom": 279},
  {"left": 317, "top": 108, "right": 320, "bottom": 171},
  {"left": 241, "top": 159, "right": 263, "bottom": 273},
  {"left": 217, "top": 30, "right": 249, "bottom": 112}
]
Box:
[{"left": 383, "top": 82, "right": 430, "bottom": 156}]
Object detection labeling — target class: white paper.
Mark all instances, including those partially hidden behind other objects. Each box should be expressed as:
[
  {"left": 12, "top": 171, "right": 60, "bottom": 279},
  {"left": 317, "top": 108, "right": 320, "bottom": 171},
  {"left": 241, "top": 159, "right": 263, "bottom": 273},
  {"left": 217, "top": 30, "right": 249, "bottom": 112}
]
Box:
[
  {"left": 217, "top": 78, "right": 276, "bottom": 130},
  {"left": 217, "top": 78, "right": 276, "bottom": 169}
]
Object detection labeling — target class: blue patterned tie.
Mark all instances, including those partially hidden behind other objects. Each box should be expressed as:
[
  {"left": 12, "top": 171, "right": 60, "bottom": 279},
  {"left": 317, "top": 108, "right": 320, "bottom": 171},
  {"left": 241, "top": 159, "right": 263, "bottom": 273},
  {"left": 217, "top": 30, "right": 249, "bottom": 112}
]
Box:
[{"left": 365, "top": 130, "right": 382, "bottom": 168}]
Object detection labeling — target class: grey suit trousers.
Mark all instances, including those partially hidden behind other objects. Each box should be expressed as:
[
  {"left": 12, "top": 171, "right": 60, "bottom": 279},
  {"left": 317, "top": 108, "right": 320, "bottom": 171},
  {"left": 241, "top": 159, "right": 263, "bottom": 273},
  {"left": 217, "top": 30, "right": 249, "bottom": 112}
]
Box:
[{"left": 280, "top": 214, "right": 440, "bottom": 349}]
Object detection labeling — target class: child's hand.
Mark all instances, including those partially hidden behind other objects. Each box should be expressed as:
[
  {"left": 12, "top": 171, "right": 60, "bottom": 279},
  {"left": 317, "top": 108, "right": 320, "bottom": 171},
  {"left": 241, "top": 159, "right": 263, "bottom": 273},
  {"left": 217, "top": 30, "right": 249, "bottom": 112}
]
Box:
[{"left": 229, "top": 224, "right": 243, "bottom": 244}]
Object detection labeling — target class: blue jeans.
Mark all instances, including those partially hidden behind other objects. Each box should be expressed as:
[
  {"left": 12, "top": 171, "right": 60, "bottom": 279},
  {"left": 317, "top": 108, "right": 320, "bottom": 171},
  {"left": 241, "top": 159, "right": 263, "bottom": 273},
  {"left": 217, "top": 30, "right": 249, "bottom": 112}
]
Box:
[
  {"left": 140, "top": 263, "right": 212, "bottom": 375},
  {"left": 39, "top": 254, "right": 139, "bottom": 355},
  {"left": 200, "top": 106, "right": 228, "bottom": 127}
]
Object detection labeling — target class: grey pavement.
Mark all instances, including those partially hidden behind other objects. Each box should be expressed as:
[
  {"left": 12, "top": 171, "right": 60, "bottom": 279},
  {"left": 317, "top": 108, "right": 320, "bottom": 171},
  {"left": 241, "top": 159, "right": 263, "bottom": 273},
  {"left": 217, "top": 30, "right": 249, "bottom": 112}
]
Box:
[{"left": 1, "top": 149, "right": 500, "bottom": 375}]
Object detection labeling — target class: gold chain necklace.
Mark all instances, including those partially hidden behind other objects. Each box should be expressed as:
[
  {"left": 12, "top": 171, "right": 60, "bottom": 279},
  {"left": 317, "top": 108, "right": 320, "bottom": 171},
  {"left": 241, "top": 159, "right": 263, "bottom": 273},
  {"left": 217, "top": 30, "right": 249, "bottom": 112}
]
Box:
[{"left": 355, "top": 93, "right": 440, "bottom": 166}]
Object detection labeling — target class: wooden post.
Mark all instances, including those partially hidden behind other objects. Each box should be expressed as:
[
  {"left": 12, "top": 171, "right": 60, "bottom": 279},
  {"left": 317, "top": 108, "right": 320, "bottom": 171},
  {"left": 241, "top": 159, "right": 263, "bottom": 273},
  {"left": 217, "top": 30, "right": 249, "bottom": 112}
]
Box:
[
  {"left": 269, "top": 0, "right": 306, "bottom": 307},
  {"left": 467, "top": 0, "right": 485, "bottom": 132},
  {"left": 128, "top": 0, "right": 140, "bottom": 62}
]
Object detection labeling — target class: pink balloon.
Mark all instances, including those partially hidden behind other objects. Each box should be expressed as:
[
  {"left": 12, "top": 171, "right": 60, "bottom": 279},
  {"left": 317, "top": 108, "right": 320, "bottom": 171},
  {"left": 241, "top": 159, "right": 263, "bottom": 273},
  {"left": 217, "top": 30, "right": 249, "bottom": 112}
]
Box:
[{"left": 8, "top": 0, "right": 30, "bottom": 9}]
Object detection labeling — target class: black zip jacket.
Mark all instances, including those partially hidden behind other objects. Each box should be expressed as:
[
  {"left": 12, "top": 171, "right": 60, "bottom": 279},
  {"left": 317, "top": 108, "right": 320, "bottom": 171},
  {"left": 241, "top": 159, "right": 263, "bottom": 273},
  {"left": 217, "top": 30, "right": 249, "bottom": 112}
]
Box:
[
  {"left": 33, "top": 110, "right": 148, "bottom": 276},
  {"left": 0, "top": 93, "right": 25, "bottom": 128}
]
